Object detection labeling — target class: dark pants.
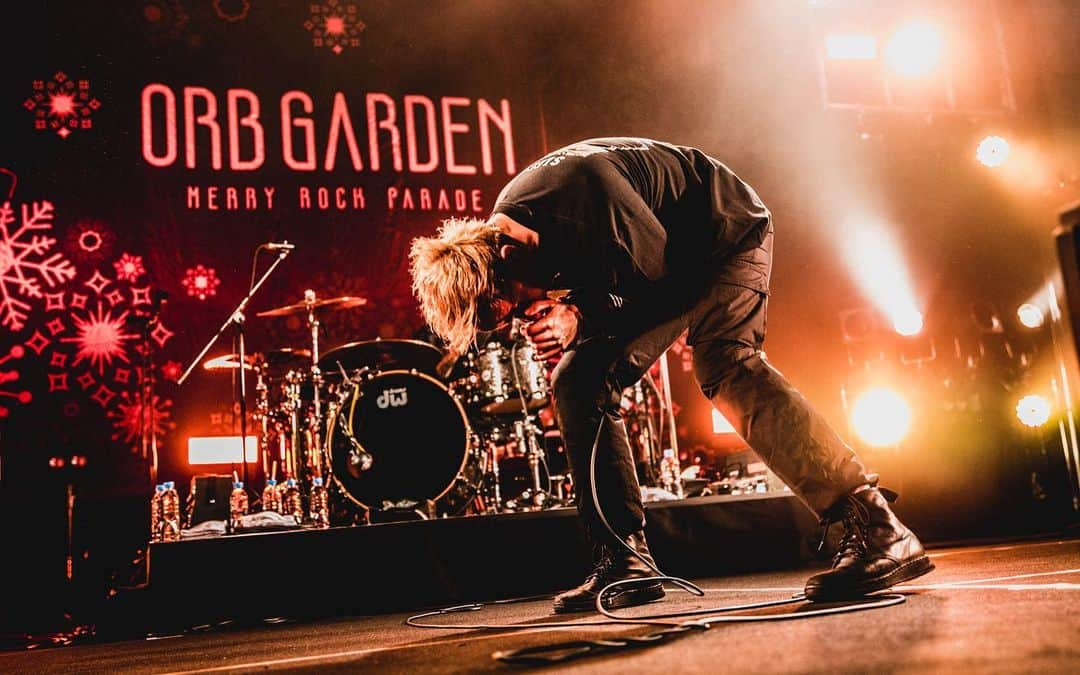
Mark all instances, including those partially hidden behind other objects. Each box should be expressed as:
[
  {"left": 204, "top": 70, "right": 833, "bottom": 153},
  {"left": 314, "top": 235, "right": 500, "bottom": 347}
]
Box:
[{"left": 549, "top": 226, "right": 869, "bottom": 543}]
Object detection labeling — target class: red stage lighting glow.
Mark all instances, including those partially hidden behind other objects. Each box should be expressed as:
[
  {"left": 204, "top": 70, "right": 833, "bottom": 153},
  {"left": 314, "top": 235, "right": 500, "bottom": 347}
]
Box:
[{"left": 188, "top": 435, "right": 259, "bottom": 465}]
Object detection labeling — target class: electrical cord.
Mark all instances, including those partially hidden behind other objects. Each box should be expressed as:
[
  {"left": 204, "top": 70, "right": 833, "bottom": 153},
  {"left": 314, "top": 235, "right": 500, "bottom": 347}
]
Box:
[{"left": 407, "top": 408, "right": 909, "bottom": 665}]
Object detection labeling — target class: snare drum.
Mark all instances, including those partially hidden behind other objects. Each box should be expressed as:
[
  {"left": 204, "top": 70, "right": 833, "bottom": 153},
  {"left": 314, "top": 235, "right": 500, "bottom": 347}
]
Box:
[{"left": 454, "top": 340, "right": 550, "bottom": 415}]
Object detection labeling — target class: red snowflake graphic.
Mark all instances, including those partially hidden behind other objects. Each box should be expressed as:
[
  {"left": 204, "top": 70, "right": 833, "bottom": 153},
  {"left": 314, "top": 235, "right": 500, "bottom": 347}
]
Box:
[
  {"left": 107, "top": 391, "right": 174, "bottom": 445},
  {"left": 181, "top": 264, "right": 221, "bottom": 300},
  {"left": 160, "top": 359, "right": 182, "bottom": 382},
  {"left": 23, "top": 72, "right": 102, "bottom": 139},
  {"left": 64, "top": 219, "right": 115, "bottom": 263},
  {"left": 41, "top": 258, "right": 174, "bottom": 408},
  {"left": 0, "top": 345, "right": 32, "bottom": 418},
  {"left": 61, "top": 301, "right": 138, "bottom": 375},
  {"left": 213, "top": 0, "right": 250, "bottom": 22},
  {"left": 304, "top": 1, "right": 366, "bottom": 55},
  {"left": 0, "top": 200, "right": 77, "bottom": 331},
  {"left": 113, "top": 253, "right": 145, "bottom": 282}
]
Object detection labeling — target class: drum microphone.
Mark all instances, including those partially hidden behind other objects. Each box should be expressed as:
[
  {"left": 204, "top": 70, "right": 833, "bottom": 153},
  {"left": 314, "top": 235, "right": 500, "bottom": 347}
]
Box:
[
  {"left": 348, "top": 438, "right": 373, "bottom": 476},
  {"left": 264, "top": 241, "right": 295, "bottom": 251}
]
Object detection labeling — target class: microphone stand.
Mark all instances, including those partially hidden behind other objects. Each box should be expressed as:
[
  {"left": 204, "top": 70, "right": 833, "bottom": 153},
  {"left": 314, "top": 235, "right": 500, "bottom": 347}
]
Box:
[{"left": 178, "top": 245, "right": 294, "bottom": 491}]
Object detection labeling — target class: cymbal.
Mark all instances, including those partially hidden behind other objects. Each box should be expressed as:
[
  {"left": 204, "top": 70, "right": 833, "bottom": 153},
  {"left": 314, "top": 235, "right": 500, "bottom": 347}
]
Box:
[
  {"left": 319, "top": 338, "right": 444, "bottom": 377},
  {"left": 256, "top": 296, "right": 367, "bottom": 318},
  {"left": 203, "top": 353, "right": 258, "bottom": 371}
]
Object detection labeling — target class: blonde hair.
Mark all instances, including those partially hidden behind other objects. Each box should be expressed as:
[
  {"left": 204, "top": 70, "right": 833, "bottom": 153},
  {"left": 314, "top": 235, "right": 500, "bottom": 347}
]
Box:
[{"left": 409, "top": 217, "right": 501, "bottom": 354}]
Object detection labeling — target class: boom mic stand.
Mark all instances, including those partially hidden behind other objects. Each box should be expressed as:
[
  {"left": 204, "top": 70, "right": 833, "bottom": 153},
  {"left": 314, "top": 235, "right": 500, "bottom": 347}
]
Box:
[{"left": 178, "top": 244, "right": 294, "bottom": 492}]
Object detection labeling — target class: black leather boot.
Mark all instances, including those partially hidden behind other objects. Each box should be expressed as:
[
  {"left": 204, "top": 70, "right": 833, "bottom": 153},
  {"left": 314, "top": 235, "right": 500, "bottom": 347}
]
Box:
[
  {"left": 804, "top": 486, "right": 934, "bottom": 601},
  {"left": 553, "top": 531, "right": 665, "bottom": 613}
]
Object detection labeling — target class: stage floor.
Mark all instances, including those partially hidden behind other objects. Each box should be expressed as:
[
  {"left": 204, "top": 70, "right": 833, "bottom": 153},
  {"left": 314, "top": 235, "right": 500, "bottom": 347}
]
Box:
[{"left": 4, "top": 537, "right": 1078, "bottom": 674}]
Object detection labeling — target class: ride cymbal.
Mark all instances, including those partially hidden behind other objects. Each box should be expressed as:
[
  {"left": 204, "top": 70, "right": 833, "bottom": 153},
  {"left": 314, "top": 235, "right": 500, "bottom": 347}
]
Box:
[{"left": 256, "top": 296, "right": 367, "bottom": 318}]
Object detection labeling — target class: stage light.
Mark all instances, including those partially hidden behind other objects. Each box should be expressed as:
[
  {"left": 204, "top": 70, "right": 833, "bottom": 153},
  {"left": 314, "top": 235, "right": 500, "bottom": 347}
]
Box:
[
  {"left": 826, "top": 34, "right": 877, "bottom": 60},
  {"left": 1015, "top": 395, "right": 1050, "bottom": 428},
  {"left": 712, "top": 409, "right": 737, "bottom": 435},
  {"left": 976, "top": 135, "right": 1010, "bottom": 168},
  {"left": 188, "top": 436, "right": 259, "bottom": 464},
  {"left": 893, "top": 309, "right": 924, "bottom": 336},
  {"left": 885, "top": 21, "right": 943, "bottom": 77},
  {"left": 843, "top": 221, "right": 922, "bottom": 343},
  {"left": 851, "top": 388, "right": 912, "bottom": 447},
  {"left": 1016, "top": 303, "right": 1045, "bottom": 329}
]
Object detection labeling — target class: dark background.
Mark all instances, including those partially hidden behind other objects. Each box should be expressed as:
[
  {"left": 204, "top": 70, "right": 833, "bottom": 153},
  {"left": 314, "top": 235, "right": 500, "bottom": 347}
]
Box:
[{"left": 1, "top": 0, "right": 1079, "bottom": 634}]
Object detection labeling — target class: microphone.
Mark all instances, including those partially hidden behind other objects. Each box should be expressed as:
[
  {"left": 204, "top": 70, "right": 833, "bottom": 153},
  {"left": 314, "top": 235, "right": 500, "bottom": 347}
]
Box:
[{"left": 264, "top": 241, "right": 295, "bottom": 251}]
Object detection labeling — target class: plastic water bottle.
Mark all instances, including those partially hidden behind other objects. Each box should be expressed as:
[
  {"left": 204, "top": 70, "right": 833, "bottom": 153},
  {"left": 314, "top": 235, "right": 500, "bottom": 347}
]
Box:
[
  {"left": 160, "top": 481, "right": 181, "bottom": 542},
  {"left": 149, "top": 484, "right": 165, "bottom": 543},
  {"left": 659, "top": 449, "right": 684, "bottom": 498},
  {"left": 262, "top": 478, "right": 281, "bottom": 513},
  {"left": 282, "top": 478, "right": 303, "bottom": 523},
  {"left": 229, "top": 481, "right": 249, "bottom": 523},
  {"left": 309, "top": 476, "right": 329, "bottom": 529}
]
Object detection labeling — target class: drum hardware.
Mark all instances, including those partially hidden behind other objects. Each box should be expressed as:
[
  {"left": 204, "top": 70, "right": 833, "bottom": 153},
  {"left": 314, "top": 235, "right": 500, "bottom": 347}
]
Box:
[
  {"left": 325, "top": 369, "right": 477, "bottom": 514},
  {"left": 318, "top": 338, "right": 445, "bottom": 379},
  {"left": 256, "top": 291, "right": 369, "bottom": 483},
  {"left": 459, "top": 319, "right": 564, "bottom": 512},
  {"left": 178, "top": 243, "right": 295, "bottom": 489}
]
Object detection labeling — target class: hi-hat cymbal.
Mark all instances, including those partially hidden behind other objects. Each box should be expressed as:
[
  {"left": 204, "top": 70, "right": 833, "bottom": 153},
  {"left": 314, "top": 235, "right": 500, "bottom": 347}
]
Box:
[
  {"left": 203, "top": 353, "right": 259, "bottom": 371},
  {"left": 256, "top": 296, "right": 367, "bottom": 318},
  {"left": 319, "top": 338, "right": 444, "bottom": 377}
]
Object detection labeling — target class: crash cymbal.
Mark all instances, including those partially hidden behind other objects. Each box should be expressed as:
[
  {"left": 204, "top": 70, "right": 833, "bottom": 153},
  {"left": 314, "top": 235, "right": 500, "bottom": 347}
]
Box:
[
  {"left": 256, "top": 296, "right": 368, "bottom": 318},
  {"left": 203, "top": 353, "right": 259, "bottom": 371},
  {"left": 263, "top": 347, "right": 312, "bottom": 369},
  {"left": 318, "top": 338, "right": 444, "bottom": 377}
]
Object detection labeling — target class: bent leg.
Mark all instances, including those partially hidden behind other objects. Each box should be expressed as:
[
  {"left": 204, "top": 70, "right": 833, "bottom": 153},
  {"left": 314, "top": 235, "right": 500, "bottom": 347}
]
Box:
[{"left": 696, "top": 340, "right": 869, "bottom": 514}]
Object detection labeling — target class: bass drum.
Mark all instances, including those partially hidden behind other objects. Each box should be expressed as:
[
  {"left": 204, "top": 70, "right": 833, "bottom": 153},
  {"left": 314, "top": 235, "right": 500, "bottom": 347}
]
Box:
[{"left": 326, "top": 370, "right": 470, "bottom": 511}]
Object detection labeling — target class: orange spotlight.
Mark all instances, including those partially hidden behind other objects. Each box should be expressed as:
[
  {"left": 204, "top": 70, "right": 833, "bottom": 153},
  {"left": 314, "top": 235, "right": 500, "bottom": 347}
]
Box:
[
  {"left": 1015, "top": 395, "right": 1051, "bottom": 428},
  {"left": 893, "top": 309, "right": 924, "bottom": 337},
  {"left": 1016, "top": 303, "right": 1045, "bottom": 329},
  {"left": 976, "top": 135, "right": 1010, "bottom": 168},
  {"left": 851, "top": 388, "right": 912, "bottom": 447},
  {"left": 843, "top": 221, "right": 922, "bottom": 341},
  {"left": 885, "top": 21, "right": 943, "bottom": 77}
]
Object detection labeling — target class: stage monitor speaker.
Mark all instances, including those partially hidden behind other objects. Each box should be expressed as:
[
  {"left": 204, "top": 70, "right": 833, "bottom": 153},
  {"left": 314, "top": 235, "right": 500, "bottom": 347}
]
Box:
[{"left": 189, "top": 474, "right": 234, "bottom": 525}]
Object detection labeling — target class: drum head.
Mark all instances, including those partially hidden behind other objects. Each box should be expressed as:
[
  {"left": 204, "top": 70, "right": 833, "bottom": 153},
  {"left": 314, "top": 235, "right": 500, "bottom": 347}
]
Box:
[{"left": 329, "top": 371, "right": 468, "bottom": 509}]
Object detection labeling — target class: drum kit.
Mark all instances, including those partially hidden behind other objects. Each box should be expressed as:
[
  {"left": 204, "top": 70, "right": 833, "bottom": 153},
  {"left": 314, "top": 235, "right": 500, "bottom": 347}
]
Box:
[{"left": 199, "top": 290, "right": 570, "bottom": 523}]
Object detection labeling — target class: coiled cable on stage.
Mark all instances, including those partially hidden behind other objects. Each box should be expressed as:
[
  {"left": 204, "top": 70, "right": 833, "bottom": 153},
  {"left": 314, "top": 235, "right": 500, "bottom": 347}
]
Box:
[{"left": 406, "top": 413, "right": 908, "bottom": 666}]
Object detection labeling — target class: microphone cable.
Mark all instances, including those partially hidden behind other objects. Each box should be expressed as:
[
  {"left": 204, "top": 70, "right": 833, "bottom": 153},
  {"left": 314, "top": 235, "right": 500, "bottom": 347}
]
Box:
[{"left": 407, "top": 409, "right": 907, "bottom": 666}]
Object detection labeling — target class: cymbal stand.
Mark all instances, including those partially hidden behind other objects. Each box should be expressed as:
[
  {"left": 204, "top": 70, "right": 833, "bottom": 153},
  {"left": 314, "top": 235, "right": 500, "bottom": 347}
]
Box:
[
  {"left": 178, "top": 244, "right": 294, "bottom": 489},
  {"left": 304, "top": 289, "right": 326, "bottom": 479},
  {"left": 506, "top": 319, "right": 562, "bottom": 510},
  {"left": 254, "top": 363, "right": 271, "bottom": 478}
]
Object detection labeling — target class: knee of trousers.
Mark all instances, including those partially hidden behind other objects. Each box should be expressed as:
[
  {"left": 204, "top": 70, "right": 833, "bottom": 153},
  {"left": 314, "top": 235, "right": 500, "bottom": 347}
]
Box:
[
  {"left": 693, "top": 341, "right": 763, "bottom": 403},
  {"left": 551, "top": 356, "right": 623, "bottom": 418}
]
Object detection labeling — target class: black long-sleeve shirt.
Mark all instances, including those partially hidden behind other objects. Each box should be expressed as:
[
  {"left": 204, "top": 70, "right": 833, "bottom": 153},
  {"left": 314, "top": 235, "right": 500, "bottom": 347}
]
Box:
[{"left": 491, "top": 137, "right": 772, "bottom": 306}]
